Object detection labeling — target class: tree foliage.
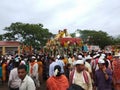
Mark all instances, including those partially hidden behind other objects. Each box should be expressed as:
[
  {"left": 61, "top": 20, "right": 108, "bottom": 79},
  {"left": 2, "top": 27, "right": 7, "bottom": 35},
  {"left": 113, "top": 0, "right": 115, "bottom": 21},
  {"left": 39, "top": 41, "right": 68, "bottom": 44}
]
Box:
[
  {"left": 3, "top": 22, "right": 53, "bottom": 49},
  {"left": 72, "top": 30, "right": 113, "bottom": 49},
  {"left": 113, "top": 35, "right": 120, "bottom": 45},
  {"left": 1, "top": 22, "right": 120, "bottom": 50},
  {"left": 0, "top": 34, "right": 3, "bottom": 40}
]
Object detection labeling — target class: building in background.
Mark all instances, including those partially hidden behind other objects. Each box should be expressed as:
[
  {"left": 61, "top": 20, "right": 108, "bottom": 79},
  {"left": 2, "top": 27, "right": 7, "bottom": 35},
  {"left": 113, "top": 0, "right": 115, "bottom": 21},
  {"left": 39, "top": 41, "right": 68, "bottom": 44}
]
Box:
[{"left": 0, "top": 41, "right": 21, "bottom": 55}]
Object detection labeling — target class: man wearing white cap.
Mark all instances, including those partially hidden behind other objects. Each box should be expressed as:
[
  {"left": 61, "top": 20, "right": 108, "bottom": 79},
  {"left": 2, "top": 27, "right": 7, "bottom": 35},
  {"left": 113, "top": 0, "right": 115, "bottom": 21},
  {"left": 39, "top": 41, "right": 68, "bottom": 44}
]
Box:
[
  {"left": 29, "top": 56, "right": 40, "bottom": 88},
  {"left": 85, "top": 55, "right": 93, "bottom": 83},
  {"left": 69, "top": 59, "right": 92, "bottom": 90},
  {"left": 85, "top": 55, "right": 92, "bottom": 73},
  {"left": 94, "top": 59, "right": 112, "bottom": 90}
]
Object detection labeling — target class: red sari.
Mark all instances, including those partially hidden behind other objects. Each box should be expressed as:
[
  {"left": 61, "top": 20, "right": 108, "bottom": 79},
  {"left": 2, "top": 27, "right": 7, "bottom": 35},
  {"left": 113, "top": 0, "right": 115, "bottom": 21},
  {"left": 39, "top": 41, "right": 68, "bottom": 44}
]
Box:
[{"left": 46, "top": 75, "right": 69, "bottom": 90}]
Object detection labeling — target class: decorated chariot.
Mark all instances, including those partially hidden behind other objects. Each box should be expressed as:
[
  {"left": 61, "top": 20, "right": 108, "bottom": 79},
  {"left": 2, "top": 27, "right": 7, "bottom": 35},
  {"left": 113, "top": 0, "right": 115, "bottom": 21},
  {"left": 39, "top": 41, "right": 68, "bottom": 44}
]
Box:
[{"left": 44, "top": 29, "right": 83, "bottom": 56}]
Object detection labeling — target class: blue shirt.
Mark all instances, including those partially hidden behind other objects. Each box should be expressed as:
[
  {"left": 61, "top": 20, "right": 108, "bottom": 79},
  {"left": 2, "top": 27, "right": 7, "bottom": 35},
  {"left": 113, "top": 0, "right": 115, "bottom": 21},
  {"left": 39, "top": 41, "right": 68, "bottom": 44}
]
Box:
[
  {"left": 56, "top": 59, "right": 65, "bottom": 74},
  {"left": 49, "top": 62, "right": 59, "bottom": 77}
]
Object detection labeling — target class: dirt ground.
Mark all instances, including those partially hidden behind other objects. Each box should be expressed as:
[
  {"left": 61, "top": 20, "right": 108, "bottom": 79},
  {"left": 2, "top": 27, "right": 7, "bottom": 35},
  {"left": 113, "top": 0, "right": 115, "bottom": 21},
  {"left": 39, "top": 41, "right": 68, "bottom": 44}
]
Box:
[{"left": 0, "top": 80, "right": 46, "bottom": 90}]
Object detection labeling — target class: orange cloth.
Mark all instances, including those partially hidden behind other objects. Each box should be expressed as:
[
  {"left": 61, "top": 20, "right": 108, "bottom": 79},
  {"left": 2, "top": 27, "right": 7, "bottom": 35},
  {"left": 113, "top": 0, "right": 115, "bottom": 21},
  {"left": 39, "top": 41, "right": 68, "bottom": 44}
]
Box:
[
  {"left": 30, "top": 62, "right": 36, "bottom": 74},
  {"left": 2, "top": 63, "right": 7, "bottom": 81},
  {"left": 107, "top": 55, "right": 113, "bottom": 61},
  {"left": 63, "top": 58, "right": 68, "bottom": 66},
  {"left": 37, "top": 61, "right": 43, "bottom": 75},
  {"left": 46, "top": 75, "right": 69, "bottom": 90},
  {"left": 37, "top": 61, "right": 43, "bottom": 83}
]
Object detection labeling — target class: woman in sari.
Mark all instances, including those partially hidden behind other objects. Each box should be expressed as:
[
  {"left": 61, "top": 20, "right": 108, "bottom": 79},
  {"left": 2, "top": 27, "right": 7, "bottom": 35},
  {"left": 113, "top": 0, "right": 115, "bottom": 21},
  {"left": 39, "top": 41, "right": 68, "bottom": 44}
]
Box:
[
  {"left": 2, "top": 59, "right": 7, "bottom": 84},
  {"left": 46, "top": 65, "right": 69, "bottom": 90}
]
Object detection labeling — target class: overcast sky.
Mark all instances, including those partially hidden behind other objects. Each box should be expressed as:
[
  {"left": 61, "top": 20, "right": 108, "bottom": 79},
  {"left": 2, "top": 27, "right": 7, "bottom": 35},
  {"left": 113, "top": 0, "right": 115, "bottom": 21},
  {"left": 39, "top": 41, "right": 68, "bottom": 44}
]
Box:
[{"left": 0, "top": 0, "right": 120, "bottom": 36}]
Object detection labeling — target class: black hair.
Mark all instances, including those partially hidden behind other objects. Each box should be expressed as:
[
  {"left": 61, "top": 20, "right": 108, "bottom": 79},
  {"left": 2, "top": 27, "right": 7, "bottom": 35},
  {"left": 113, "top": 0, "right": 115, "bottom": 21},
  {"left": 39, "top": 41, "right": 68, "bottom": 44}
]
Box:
[
  {"left": 54, "top": 65, "right": 61, "bottom": 76},
  {"left": 105, "top": 60, "right": 109, "bottom": 68},
  {"left": 50, "top": 57, "right": 55, "bottom": 61},
  {"left": 18, "top": 64, "right": 27, "bottom": 71},
  {"left": 14, "top": 62, "right": 19, "bottom": 68}
]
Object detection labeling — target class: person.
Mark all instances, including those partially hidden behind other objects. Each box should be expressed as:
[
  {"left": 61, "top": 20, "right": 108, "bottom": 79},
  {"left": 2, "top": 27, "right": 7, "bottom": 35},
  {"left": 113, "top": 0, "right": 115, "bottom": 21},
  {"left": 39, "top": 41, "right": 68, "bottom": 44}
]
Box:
[
  {"left": 56, "top": 56, "right": 65, "bottom": 74},
  {"left": 49, "top": 57, "right": 58, "bottom": 77},
  {"left": 84, "top": 55, "right": 94, "bottom": 86},
  {"left": 65, "top": 63, "right": 71, "bottom": 80},
  {"left": 37, "top": 57, "right": 43, "bottom": 84},
  {"left": 94, "top": 59, "right": 112, "bottom": 90},
  {"left": 29, "top": 56, "right": 40, "bottom": 87},
  {"left": 85, "top": 55, "right": 92, "bottom": 75},
  {"left": 7, "top": 59, "right": 14, "bottom": 78},
  {"left": 8, "top": 60, "right": 21, "bottom": 90},
  {"left": 112, "top": 54, "right": 120, "bottom": 90},
  {"left": 69, "top": 59, "right": 93, "bottom": 90},
  {"left": 2, "top": 59, "right": 7, "bottom": 84},
  {"left": 18, "top": 64, "right": 36, "bottom": 90},
  {"left": 0, "top": 64, "right": 2, "bottom": 84},
  {"left": 46, "top": 65, "right": 69, "bottom": 90}
]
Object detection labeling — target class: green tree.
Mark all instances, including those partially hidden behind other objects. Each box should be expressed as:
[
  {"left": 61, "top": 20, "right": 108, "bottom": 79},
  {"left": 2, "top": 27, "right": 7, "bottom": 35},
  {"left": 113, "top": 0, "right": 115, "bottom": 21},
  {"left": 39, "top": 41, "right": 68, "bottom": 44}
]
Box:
[
  {"left": 113, "top": 35, "right": 120, "bottom": 45},
  {"left": 0, "top": 34, "right": 3, "bottom": 40},
  {"left": 3, "top": 22, "right": 53, "bottom": 49},
  {"left": 72, "top": 30, "right": 113, "bottom": 49}
]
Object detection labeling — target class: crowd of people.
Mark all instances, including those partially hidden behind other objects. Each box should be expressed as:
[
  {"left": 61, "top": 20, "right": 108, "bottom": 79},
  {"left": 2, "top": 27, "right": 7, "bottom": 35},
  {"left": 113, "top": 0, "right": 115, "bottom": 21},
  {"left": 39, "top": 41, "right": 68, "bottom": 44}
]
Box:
[{"left": 0, "top": 49, "right": 120, "bottom": 90}]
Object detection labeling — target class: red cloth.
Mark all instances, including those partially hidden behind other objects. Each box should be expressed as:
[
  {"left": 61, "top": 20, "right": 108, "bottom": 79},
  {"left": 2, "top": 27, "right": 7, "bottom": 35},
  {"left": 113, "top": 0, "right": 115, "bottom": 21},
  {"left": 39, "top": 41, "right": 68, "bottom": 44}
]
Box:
[
  {"left": 46, "top": 75, "right": 69, "bottom": 90},
  {"left": 30, "top": 62, "right": 36, "bottom": 74},
  {"left": 112, "top": 59, "right": 120, "bottom": 90},
  {"left": 83, "top": 70, "right": 89, "bottom": 84}
]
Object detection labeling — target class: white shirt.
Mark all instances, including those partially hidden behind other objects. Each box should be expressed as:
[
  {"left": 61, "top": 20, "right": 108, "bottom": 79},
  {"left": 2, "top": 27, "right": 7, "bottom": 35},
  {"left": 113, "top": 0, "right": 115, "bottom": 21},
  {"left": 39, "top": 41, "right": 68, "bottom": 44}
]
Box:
[
  {"left": 73, "top": 70, "right": 92, "bottom": 90},
  {"left": 8, "top": 68, "right": 21, "bottom": 88},
  {"left": 29, "top": 62, "right": 38, "bottom": 77},
  {"left": 19, "top": 75, "right": 36, "bottom": 90},
  {"left": 68, "top": 57, "right": 73, "bottom": 64},
  {"left": 85, "top": 62, "right": 92, "bottom": 73}
]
